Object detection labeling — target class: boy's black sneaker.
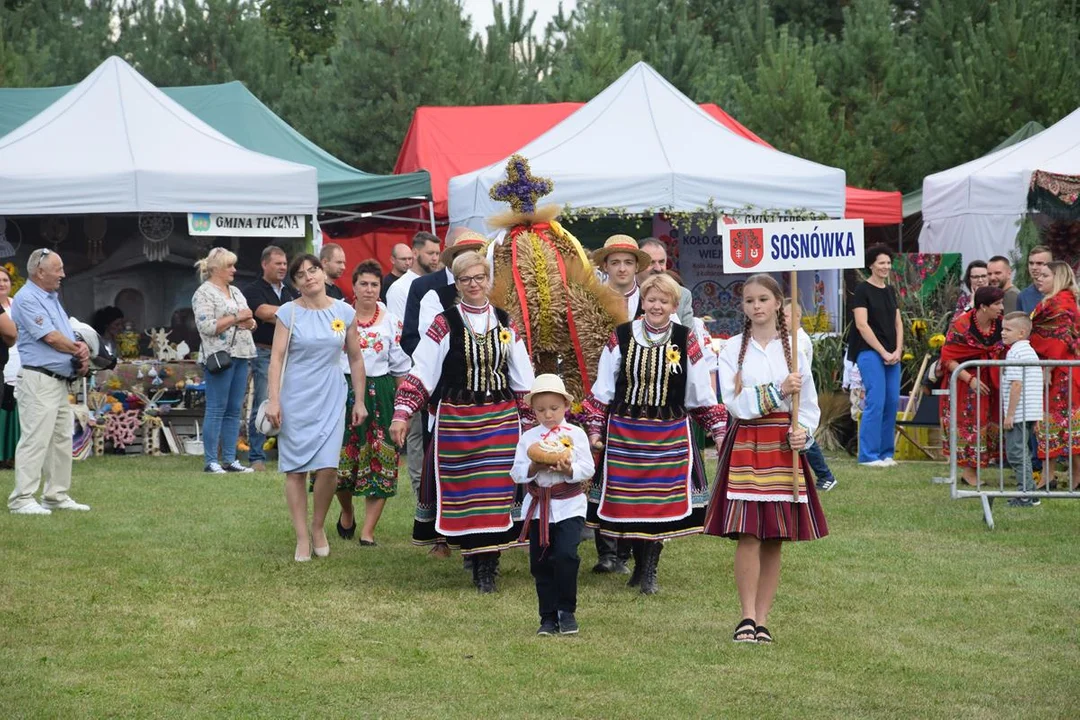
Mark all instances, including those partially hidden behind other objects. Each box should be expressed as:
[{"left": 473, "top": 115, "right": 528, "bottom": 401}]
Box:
[
  {"left": 537, "top": 619, "right": 558, "bottom": 636},
  {"left": 1007, "top": 497, "right": 1040, "bottom": 508},
  {"left": 557, "top": 611, "right": 578, "bottom": 635},
  {"left": 816, "top": 477, "right": 838, "bottom": 492}
]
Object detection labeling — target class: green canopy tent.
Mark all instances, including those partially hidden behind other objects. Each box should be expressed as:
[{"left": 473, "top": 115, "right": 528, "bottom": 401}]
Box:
[{"left": 0, "top": 81, "right": 433, "bottom": 227}]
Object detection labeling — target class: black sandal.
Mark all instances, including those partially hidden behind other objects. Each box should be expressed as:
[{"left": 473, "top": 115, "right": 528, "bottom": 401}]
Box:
[
  {"left": 336, "top": 515, "right": 356, "bottom": 540},
  {"left": 733, "top": 618, "right": 757, "bottom": 643},
  {"left": 755, "top": 625, "right": 774, "bottom": 644}
]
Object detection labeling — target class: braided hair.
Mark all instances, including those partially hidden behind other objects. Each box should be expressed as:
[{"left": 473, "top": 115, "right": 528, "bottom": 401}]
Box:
[{"left": 734, "top": 274, "right": 789, "bottom": 395}]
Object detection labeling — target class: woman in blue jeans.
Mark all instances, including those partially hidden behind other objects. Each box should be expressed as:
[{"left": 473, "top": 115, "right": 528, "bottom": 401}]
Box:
[
  {"left": 193, "top": 247, "right": 258, "bottom": 474},
  {"left": 849, "top": 246, "right": 903, "bottom": 467}
]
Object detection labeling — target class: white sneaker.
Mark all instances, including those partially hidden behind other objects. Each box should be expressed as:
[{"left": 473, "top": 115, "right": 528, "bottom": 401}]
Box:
[
  {"left": 204, "top": 462, "right": 227, "bottom": 474},
  {"left": 40, "top": 500, "right": 91, "bottom": 511},
  {"left": 881, "top": 457, "right": 899, "bottom": 467},
  {"left": 10, "top": 502, "right": 52, "bottom": 515},
  {"left": 41, "top": 498, "right": 91, "bottom": 511},
  {"left": 859, "top": 460, "right": 888, "bottom": 468}
]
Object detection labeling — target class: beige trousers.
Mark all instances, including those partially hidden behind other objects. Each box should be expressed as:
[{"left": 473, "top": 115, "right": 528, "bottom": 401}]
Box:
[
  {"left": 8, "top": 371, "right": 74, "bottom": 510},
  {"left": 405, "top": 411, "right": 424, "bottom": 499}
]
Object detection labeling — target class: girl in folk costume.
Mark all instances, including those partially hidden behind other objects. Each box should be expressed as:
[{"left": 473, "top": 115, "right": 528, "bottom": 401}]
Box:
[
  {"left": 389, "top": 252, "right": 536, "bottom": 593},
  {"left": 705, "top": 274, "right": 828, "bottom": 644},
  {"left": 335, "top": 261, "right": 412, "bottom": 546},
  {"left": 1029, "top": 261, "right": 1080, "bottom": 490},
  {"left": 938, "top": 286, "right": 1006, "bottom": 487},
  {"left": 583, "top": 273, "right": 728, "bottom": 595}
]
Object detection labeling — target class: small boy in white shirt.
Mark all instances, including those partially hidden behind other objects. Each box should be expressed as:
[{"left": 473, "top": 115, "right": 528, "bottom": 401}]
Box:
[
  {"left": 1001, "top": 312, "right": 1044, "bottom": 507},
  {"left": 511, "top": 374, "right": 595, "bottom": 636}
]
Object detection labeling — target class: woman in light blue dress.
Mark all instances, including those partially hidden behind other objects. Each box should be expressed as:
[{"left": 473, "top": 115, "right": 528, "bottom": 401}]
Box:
[{"left": 265, "top": 254, "right": 367, "bottom": 562}]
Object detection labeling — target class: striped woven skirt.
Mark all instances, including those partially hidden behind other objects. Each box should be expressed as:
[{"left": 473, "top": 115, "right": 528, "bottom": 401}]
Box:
[
  {"left": 591, "top": 412, "right": 706, "bottom": 541},
  {"left": 411, "top": 398, "right": 525, "bottom": 555},
  {"left": 704, "top": 414, "right": 828, "bottom": 542}
]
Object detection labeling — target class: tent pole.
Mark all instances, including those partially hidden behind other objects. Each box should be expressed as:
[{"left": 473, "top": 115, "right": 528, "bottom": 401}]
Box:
[
  {"left": 898, "top": 221, "right": 903, "bottom": 253},
  {"left": 428, "top": 200, "right": 436, "bottom": 234}
]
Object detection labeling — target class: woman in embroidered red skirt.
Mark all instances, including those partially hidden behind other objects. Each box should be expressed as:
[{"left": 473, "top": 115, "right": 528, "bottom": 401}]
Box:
[{"left": 705, "top": 274, "right": 828, "bottom": 644}]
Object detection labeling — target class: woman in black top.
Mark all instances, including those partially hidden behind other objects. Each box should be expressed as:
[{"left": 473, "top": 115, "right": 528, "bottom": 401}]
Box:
[{"left": 849, "top": 246, "right": 904, "bottom": 467}]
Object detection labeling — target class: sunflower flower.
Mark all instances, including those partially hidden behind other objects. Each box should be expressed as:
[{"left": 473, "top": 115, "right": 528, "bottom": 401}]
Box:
[
  {"left": 330, "top": 318, "right": 346, "bottom": 335},
  {"left": 902, "top": 352, "right": 914, "bottom": 362},
  {"left": 666, "top": 346, "right": 682, "bottom": 374},
  {"left": 498, "top": 328, "right": 512, "bottom": 347},
  {"left": 928, "top": 334, "right": 946, "bottom": 350},
  {"left": 559, "top": 436, "right": 574, "bottom": 449}
]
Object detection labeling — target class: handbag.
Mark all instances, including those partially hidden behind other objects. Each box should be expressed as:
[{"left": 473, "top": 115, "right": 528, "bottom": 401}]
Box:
[
  {"left": 205, "top": 291, "right": 242, "bottom": 374},
  {"left": 255, "top": 305, "right": 296, "bottom": 437}
]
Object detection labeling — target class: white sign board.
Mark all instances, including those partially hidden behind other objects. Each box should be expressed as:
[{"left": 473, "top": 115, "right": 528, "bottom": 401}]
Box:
[
  {"left": 187, "top": 212, "right": 306, "bottom": 238},
  {"left": 720, "top": 218, "right": 865, "bottom": 273}
]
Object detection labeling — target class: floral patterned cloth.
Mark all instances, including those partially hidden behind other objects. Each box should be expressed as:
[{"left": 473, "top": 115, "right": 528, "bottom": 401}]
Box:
[
  {"left": 192, "top": 281, "right": 256, "bottom": 361},
  {"left": 1030, "top": 290, "right": 1080, "bottom": 459},
  {"left": 338, "top": 374, "right": 398, "bottom": 497},
  {"left": 939, "top": 310, "right": 1005, "bottom": 468}
]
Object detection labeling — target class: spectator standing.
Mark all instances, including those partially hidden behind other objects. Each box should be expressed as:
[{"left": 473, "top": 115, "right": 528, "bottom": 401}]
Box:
[
  {"left": 264, "top": 254, "right": 367, "bottom": 562},
  {"left": 954, "top": 261, "right": 990, "bottom": 315},
  {"left": 386, "top": 232, "right": 441, "bottom": 323},
  {"left": 1000, "top": 312, "right": 1043, "bottom": 507},
  {"left": 987, "top": 256, "right": 1020, "bottom": 314},
  {"left": 381, "top": 243, "right": 414, "bottom": 302},
  {"left": 638, "top": 237, "right": 694, "bottom": 326},
  {"left": 192, "top": 247, "right": 258, "bottom": 475},
  {"left": 1017, "top": 245, "right": 1053, "bottom": 313},
  {"left": 849, "top": 246, "right": 904, "bottom": 467},
  {"left": 90, "top": 306, "right": 124, "bottom": 358},
  {"left": 0, "top": 266, "right": 19, "bottom": 469},
  {"left": 243, "top": 245, "right": 297, "bottom": 471},
  {"left": 320, "top": 243, "right": 347, "bottom": 300},
  {"left": 7, "top": 249, "right": 90, "bottom": 515}
]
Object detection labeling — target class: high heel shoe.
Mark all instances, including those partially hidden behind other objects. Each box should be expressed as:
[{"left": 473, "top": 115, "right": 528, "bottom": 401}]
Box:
[
  {"left": 295, "top": 546, "right": 312, "bottom": 562},
  {"left": 313, "top": 544, "right": 330, "bottom": 558}
]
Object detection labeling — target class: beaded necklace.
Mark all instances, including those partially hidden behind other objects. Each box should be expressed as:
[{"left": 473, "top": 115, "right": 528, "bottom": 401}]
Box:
[
  {"left": 642, "top": 319, "right": 672, "bottom": 348},
  {"left": 356, "top": 305, "right": 380, "bottom": 329}
]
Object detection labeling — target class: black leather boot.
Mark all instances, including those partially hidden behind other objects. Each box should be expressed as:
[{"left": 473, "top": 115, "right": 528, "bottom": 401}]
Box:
[
  {"left": 592, "top": 532, "right": 618, "bottom": 573},
  {"left": 626, "top": 540, "right": 646, "bottom": 587},
  {"left": 612, "top": 538, "right": 632, "bottom": 575},
  {"left": 477, "top": 553, "right": 497, "bottom": 594},
  {"left": 639, "top": 541, "right": 663, "bottom": 595}
]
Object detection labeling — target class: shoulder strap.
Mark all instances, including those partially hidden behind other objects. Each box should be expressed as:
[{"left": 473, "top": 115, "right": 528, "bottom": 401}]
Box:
[{"left": 278, "top": 304, "right": 296, "bottom": 391}]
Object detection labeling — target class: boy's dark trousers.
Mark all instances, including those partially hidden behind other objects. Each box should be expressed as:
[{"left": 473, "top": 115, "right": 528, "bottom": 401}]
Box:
[{"left": 530, "top": 516, "right": 584, "bottom": 622}]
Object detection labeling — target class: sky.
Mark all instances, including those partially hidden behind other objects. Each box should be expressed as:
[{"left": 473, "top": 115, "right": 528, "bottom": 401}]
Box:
[{"left": 460, "top": 0, "right": 579, "bottom": 35}]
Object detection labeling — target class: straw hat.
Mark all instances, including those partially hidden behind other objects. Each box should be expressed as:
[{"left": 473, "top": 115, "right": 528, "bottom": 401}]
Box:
[
  {"left": 523, "top": 373, "right": 574, "bottom": 406},
  {"left": 440, "top": 230, "right": 488, "bottom": 266},
  {"left": 591, "top": 234, "right": 651, "bottom": 272}
]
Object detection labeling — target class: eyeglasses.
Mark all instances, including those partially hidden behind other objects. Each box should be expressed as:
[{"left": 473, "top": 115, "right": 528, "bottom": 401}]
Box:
[
  {"left": 295, "top": 266, "right": 322, "bottom": 278},
  {"left": 457, "top": 274, "right": 487, "bottom": 286}
]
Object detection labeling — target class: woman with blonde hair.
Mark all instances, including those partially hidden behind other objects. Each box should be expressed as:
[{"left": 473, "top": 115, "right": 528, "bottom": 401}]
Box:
[
  {"left": 0, "top": 266, "right": 19, "bottom": 468},
  {"left": 583, "top": 272, "right": 727, "bottom": 595},
  {"left": 192, "top": 247, "right": 257, "bottom": 474},
  {"left": 389, "top": 251, "right": 536, "bottom": 593},
  {"left": 1029, "top": 261, "right": 1080, "bottom": 490}
]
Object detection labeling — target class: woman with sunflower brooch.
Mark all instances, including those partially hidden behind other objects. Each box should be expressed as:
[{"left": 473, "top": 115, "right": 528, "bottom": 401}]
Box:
[
  {"left": 390, "top": 251, "right": 536, "bottom": 593},
  {"left": 583, "top": 273, "right": 728, "bottom": 595},
  {"left": 264, "top": 254, "right": 368, "bottom": 562}
]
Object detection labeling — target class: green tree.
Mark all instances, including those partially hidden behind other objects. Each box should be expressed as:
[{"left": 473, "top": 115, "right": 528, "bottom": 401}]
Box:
[
  {"left": 116, "top": 0, "right": 295, "bottom": 107},
  {"left": 281, "top": 0, "right": 488, "bottom": 173},
  {"left": 0, "top": 0, "right": 116, "bottom": 87},
  {"left": 260, "top": 0, "right": 342, "bottom": 62},
  {"left": 731, "top": 27, "right": 837, "bottom": 166},
  {"left": 818, "top": 0, "right": 930, "bottom": 190}
]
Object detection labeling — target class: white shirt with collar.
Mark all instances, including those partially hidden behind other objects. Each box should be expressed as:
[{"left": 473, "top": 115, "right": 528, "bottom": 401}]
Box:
[
  {"left": 511, "top": 423, "right": 594, "bottom": 523},
  {"left": 417, "top": 267, "right": 456, "bottom": 340},
  {"left": 385, "top": 268, "right": 420, "bottom": 322}
]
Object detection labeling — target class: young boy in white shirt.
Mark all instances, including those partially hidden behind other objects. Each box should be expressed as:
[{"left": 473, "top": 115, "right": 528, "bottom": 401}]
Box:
[
  {"left": 511, "top": 374, "right": 595, "bottom": 635},
  {"left": 1001, "top": 312, "right": 1044, "bottom": 507}
]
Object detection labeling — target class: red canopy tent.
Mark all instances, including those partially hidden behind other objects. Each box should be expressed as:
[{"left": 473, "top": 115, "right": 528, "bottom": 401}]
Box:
[{"left": 394, "top": 103, "right": 902, "bottom": 226}]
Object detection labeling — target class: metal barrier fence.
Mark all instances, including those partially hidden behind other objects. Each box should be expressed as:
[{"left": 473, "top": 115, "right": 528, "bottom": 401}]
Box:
[{"left": 942, "top": 359, "right": 1080, "bottom": 528}]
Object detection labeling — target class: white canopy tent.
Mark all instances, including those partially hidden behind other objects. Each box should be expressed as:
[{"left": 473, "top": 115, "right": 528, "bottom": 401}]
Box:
[
  {"left": 448, "top": 62, "right": 846, "bottom": 230},
  {"left": 0, "top": 56, "right": 317, "bottom": 216},
  {"left": 919, "top": 107, "right": 1080, "bottom": 268}
]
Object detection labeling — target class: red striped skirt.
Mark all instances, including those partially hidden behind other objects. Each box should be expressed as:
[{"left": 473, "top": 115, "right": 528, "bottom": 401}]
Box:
[{"left": 704, "top": 415, "right": 828, "bottom": 542}]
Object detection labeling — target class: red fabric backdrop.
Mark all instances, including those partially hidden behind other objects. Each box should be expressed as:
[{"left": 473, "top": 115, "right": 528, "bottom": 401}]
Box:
[{"left": 394, "top": 103, "right": 902, "bottom": 226}]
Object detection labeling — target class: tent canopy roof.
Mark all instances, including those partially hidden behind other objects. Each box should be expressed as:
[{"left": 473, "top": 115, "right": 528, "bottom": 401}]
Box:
[
  {"left": 0, "top": 56, "right": 317, "bottom": 216},
  {"left": 923, "top": 114, "right": 1078, "bottom": 222},
  {"left": 448, "top": 63, "right": 846, "bottom": 229},
  {"left": 0, "top": 69, "right": 429, "bottom": 210},
  {"left": 902, "top": 120, "right": 1046, "bottom": 218},
  {"left": 397, "top": 68, "right": 899, "bottom": 225}
]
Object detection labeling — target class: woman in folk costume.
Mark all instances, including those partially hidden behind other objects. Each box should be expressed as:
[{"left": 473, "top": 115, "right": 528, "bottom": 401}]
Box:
[
  {"left": 705, "top": 274, "right": 828, "bottom": 645},
  {"left": 1029, "top": 261, "right": 1080, "bottom": 490},
  {"left": 389, "top": 251, "right": 536, "bottom": 593},
  {"left": 938, "top": 286, "right": 1006, "bottom": 486},
  {"left": 583, "top": 273, "right": 727, "bottom": 595}
]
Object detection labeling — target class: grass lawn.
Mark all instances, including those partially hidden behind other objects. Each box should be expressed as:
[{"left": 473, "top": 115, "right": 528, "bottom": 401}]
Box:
[{"left": 1, "top": 453, "right": 1078, "bottom": 719}]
